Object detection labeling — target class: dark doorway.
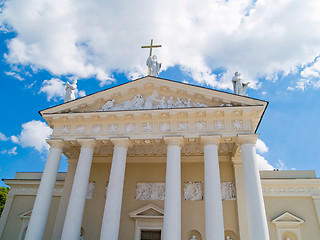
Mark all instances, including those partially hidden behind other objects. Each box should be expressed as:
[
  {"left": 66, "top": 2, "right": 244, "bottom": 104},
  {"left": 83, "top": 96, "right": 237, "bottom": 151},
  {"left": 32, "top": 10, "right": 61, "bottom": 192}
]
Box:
[{"left": 141, "top": 230, "right": 161, "bottom": 240}]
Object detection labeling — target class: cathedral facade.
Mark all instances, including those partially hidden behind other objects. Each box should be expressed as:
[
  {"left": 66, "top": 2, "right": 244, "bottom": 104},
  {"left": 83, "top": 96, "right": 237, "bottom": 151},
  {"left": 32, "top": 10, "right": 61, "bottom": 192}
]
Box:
[{"left": 0, "top": 76, "right": 320, "bottom": 240}]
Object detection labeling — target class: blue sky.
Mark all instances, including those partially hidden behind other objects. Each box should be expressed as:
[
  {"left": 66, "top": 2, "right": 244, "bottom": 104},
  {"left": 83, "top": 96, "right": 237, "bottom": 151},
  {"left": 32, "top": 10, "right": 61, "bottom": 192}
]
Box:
[{"left": 0, "top": 0, "right": 320, "bottom": 186}]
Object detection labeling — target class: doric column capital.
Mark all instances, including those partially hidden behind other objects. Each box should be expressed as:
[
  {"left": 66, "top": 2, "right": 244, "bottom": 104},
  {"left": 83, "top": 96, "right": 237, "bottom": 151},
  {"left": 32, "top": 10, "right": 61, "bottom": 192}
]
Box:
[
  {"left": 77, "top": 138, "right": 96, "bottom": 149},
  {"left": 237, "top": 134, "right": 259, "bottom": 146},
  {"left": 46, "top": 139, "right": 65, "bottom": 150},
  {"left": 163, "top": 136, "right": 184, "bottom": 147},
  {"left": 110, "top": 137, "right": 132, "bottom": 149},
  {"left": 200, "top": 135, "right": 221, "bottom": 146}
]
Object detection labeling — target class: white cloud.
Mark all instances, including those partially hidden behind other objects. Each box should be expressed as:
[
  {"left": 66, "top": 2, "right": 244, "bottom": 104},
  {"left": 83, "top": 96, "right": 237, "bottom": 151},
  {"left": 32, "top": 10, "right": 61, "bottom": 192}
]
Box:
[
  {"left": 0, "top": 132, "right": 8, "bottom": 141},
  {"left": 275, "top": 159, "right": 295, "bottom": 171},
  {"left": 256, "top": 153, "right": 274, "bottom": 171},
  {"left": 256, "top": 139, "right": 268, "bottom": 154},
  {"left": 78, "top": 90, "right": 86, "bottom": 98},
  {"left": 1, "top": 0, "right": 320, "bottom": 89},
  {"left": 13, "top": 120, "right": 52, "bottom": 152},
  {"left": 11, "top": 135, "right": 19, "bottom": 144},
  {"left": 255, "top": 139, "right": 273, "bottom": 170},
  {"left": 5, "top": 71, "right": 24, "bottom": 81},
  {"left": 1, "top": 147, "right": 18, "bottom": 155},
  {"left": 39, "top": 78, "right": 65, "bottom": 101}
]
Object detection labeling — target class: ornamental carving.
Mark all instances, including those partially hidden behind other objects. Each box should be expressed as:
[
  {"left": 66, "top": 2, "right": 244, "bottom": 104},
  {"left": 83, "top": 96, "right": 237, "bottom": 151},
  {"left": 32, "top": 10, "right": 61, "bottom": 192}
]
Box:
[
  {"left": 76, "top": 125, "right": 85, "bottom": 134},
  {"left": 233, "top": 120, "right": 243, "bottom": 130},
  {"left": 108, "top": 124, "right": 118, "bottom": 132},
  {"left": 221, "top": 182, "right": 236, "bottom": 200},
  {"left": 184, "top": 182, "right": 203, "bottom": 201},
  {"left": 214, "top": 121, "right": 224, "bottom": 130},
  {"left": 92, "top": 125, "right": 101, "bottom": 133},
  {"left": 142, "top": 122, "right": 152, "bottom": 132},
  {"left": 61, "top": 125, "right": 71, "bottom": 134},
  {"left": 126, "top": 123, "right": 135, "bottom": 133},
  {"left": 135, "top": 183, "right": 165, "bottom": 200},
  {"left": 196, "top": 121, "right": 206, "bottom": 131},
  {"left": 100, "top": 91, "right": 208, "bottom": 111},
  {"left": 177, "top": 122, "right": 188, "bottom": 131}
]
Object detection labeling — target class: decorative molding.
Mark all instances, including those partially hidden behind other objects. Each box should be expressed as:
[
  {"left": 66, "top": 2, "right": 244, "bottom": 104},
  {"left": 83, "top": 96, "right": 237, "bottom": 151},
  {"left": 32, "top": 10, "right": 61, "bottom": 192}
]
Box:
[
  {"left": 184, "top": 182, "right": 203, "bottom": 201},
  {"left": 135, "top": 183, "right": 165, "bottom": 200}
]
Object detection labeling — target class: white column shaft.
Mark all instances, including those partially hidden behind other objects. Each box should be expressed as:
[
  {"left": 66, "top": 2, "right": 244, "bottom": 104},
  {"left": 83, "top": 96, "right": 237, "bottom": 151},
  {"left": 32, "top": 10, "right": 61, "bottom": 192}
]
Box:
[
  {"left": 25, "top": 144, "right": 63, "bottom": 240},
  {"left": 61, "top": 142, "right": 95, "bottom": 240},
  {"left": 204, "top": 143, "right": 225, "bottom": 240},
  {"left": 162, "top": 144, "right": 181, "bottom": 240},
  {"left": 241, "top": 143, "right": 269, "bottom": 240},
  {"left": 100, "top": 144, "right": 128, "bottom": 240}
]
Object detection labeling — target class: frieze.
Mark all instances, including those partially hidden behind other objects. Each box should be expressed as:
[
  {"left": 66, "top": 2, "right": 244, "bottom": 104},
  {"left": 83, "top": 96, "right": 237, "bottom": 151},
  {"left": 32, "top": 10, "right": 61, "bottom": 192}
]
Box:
[
  {"left": 221, "top": 182, "right": 236, "bottom": 200},
  {"left": 135, "top": 183, "right": 165, "bottom": 200},
  {"left": 184, "top": 182, "right": 203, "bottom": 201},
  {"left": 100, "top": 91, "right": 208, "bottom": 112}
]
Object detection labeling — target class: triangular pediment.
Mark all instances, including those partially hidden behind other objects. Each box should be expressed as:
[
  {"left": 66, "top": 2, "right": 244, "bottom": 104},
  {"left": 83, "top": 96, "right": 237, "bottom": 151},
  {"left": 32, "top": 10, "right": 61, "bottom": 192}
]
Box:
[
  {"left": 40, "top": 76, "right": 267, "bottom": 116},
  {"left": 129, "top": 204, "right": 164, "bottom": 219},
  {"left": 272, "top": 212, "right": 304, "bottom": 224},
  {"left": 19, "top": 209, "right": 33, "bottom": 219}
]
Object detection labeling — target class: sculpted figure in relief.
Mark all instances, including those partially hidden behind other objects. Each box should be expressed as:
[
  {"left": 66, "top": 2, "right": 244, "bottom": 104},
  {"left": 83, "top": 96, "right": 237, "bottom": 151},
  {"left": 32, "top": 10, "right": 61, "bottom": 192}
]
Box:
[
  {"left": 102, "top": 99, "right": 115, "bottom": 111},
  {"left": 64, "top": 79, "right": 77, "bottom": 102},
  {"left": 167, "top": 96, "right": 174, "bottom": 108},
  {"left": 155, "top": 96, "right": 167, "bottom": 108},
  {"left": 147, "top": 55, "right": 162, "bottom": 77},
  {"left": 132, "top": 94, "right": 145, "bottom": 109},
  {"left": 232, "top": 72, "right": 249, "bottom": 96}
]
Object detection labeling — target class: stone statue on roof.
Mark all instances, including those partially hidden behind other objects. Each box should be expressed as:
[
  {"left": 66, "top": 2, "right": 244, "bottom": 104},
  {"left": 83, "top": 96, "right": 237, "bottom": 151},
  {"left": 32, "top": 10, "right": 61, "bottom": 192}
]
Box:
[
  {"left": 147, "top": 55, "right": 162, "bottom": 77},
  {"left": 64, "top": 79, "right": 77, "bottom": 103},
  {"left": 232, "top": 72, "right": 249, "bottom": 96}
]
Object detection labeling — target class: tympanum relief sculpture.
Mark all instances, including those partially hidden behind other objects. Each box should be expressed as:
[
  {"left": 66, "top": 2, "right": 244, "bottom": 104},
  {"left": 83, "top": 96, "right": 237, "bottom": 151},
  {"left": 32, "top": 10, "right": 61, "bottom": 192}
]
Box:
[{"left": 100, "top": 91, "right": 208, "bottom": 111}]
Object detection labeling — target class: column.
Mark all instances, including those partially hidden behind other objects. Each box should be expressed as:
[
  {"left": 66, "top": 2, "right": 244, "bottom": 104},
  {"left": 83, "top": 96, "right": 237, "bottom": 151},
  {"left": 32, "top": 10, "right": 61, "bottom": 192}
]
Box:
[
  {"left": 52, "top": 161, "right": 77, "bottom": 240},
  {"left": 24, "top": 139, "right": 64, "bottom": 240},
  {"left": 100, "top": 138, "right": 131, "bottom": 240},
  {"left": 238, "top": 134, "right": 269, "bottom": 240},
  {"left": 61, "top": 139, "right": 96, "bottom": 240},
  {"left": 162, "top": 136, "right": 183, "bottom": 240},
  {"left": 232, "top": 158, "right": 250, "bottom": 240},
  {"left": 201, "top": 135, "right": 225, "bottom": 240}
]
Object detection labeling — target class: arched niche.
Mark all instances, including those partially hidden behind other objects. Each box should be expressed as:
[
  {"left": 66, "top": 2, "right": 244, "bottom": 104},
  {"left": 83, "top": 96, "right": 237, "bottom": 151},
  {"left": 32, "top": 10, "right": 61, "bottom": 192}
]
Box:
[
  {"left": 224, "top": 230, "right": 237, "bottom": 240},
  {"left": 282, "top": 231, "right": 298, "bottom": 240},
  {"left": 187, "top": 229, "right": 202, "bottom": 240}
]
